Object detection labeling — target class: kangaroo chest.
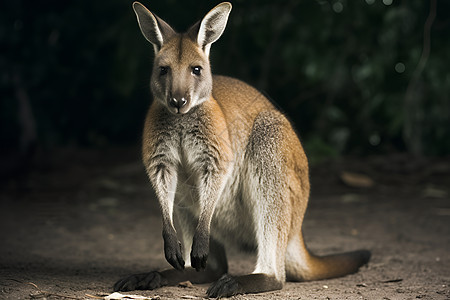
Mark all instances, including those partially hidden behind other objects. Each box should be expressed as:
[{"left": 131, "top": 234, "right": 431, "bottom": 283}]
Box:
[{"left": 150, "top": 106, "right": 256, "bottom": 250}]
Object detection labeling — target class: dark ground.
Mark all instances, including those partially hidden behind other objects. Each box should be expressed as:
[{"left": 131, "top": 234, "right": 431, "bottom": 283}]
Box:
[{"left": 1, "top": 147, "right": 449, "bottom": 299}]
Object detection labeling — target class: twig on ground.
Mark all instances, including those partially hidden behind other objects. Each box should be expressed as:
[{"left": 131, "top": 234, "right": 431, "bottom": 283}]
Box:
[
  {"left": 85, "top": 294, "right": 107, "bottom": 299},
  {"left": 28, "top": 282, "right": 84, "bottom": 300}
]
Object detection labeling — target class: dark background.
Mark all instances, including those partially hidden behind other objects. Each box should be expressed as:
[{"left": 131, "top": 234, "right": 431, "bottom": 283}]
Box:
[
  {"left": 1, "top": 1, "right": 450, "bottom": 298},
  {"left": 1, "top": 0, "right": 449, "bottom": 173}
]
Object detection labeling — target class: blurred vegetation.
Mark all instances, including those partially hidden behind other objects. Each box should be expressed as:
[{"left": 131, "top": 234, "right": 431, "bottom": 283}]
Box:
[{"left": 1, "top": 0, "right": 449, "bottom": 161}]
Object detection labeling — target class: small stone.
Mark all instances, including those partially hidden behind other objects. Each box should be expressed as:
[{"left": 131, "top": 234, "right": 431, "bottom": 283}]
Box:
[{"left": 356, "top": 283, "right": 368, "bottom": 287}]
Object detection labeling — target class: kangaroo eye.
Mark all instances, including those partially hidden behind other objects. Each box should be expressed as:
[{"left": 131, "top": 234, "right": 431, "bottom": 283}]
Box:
[
  {"left": 192, "top": 66, "right": 202, "bottom": 76},
  {"left": 159, "top": 66, "right": 168, "bottom": 76}
]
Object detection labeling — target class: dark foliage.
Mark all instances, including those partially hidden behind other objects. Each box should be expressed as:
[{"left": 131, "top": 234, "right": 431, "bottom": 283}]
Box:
[{"left": 1, "top": 0, "right": 449, "bottom": 159}]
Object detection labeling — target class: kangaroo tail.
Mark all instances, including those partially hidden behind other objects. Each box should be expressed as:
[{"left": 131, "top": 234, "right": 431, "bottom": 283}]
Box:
[
  {"left": 303, "top": 249, "right": 371, "bottom": 280},
  {"left": 286, "top": 235, "right": 371, "bottom": 282}
]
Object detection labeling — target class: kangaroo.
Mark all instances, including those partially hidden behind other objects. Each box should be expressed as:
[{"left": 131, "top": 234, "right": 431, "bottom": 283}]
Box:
[{"left": 114, "top": 2, "right": 370, "bottom": 297}]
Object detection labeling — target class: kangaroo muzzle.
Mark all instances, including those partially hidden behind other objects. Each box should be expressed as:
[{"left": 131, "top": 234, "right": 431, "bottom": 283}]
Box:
[
  {"left": 169, "top": 97, "right": 187, "bottom": 109},
  {"left": 167, "top": 94, "right": 191, "bottom": 114}
]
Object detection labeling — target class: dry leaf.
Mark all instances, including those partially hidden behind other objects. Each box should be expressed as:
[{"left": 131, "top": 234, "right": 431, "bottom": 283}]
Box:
[
  {"left": 340, "top": 171, "right": 374, "bottom": 188},
  {"left": 104, "top": 292, "right": 158, "bottom": 300},
  {"left": 178, "top": 281, "right": 194, "bottom": 288}
]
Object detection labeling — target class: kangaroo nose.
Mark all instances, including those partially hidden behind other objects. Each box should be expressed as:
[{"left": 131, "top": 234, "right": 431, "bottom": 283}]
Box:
[{"left": 169, "top": 97, "right": 187, "bottom": 109}]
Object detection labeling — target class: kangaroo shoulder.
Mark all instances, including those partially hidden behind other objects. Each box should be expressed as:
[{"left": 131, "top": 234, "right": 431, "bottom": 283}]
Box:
[{"left": 212, "top": 75, "right": 262, "bottom": 102}]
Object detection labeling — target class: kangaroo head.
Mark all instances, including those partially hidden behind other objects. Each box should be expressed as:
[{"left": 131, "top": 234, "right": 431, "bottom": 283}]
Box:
[{"left": 132, "top": 2, "right": 232, "bottom": 114}]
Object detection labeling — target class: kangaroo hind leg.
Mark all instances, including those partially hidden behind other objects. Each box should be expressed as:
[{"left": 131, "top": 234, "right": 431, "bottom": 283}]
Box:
[
  {"left": 114, "top": 237, "right": 227, "bottom": 292},
  {"left": 208, "top": 111, "right": 291, "bottom": 297}
]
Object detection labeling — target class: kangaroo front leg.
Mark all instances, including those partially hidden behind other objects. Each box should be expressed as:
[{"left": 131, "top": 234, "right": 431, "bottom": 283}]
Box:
[
  {"left": 151, "top": 164, "right": 184, "bottom": 271},
  {"left": 114, "top": 162, "right": 183, "bottom": 292},
  {"left": 190, "top": 170, "right": 228, "bottom": 271},
  {"left": 185, "top": 105, "right": 232, "bottom": 272}
]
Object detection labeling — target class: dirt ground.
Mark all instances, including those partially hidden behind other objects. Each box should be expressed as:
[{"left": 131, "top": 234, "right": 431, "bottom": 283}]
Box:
[{"left": 1, "top": 147, "right": 449, "bottom": 300}]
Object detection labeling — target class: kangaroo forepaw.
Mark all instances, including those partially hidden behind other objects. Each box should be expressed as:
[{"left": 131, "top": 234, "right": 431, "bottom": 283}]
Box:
[
  {"left": 164, "top": 235, "right": 185, "bottom": 270},
  {"left": 191, "top": 233, "right": 209, "bottom": 271},
  {"left": 190, "top": 250, "right": 208, "bottom": 271},
  {"left": 207, "top": 274, "right": 241, "bottom": 298},
  {"left": 113, "top": 271, "right": 167, "bottom": 292}
]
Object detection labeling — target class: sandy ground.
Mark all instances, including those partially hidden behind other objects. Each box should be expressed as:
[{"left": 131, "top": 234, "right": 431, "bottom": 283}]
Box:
[{"left": 1, "top": 147, "right": 449, "bottom": 299}]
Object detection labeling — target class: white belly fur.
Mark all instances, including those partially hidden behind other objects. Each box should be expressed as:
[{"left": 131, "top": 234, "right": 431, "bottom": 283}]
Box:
[{"left": 174, "top": 160, "right": 257, "bottom": 252}]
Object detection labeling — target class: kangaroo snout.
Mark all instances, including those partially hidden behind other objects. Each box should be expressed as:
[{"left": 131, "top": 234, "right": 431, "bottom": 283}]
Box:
[
  {"left": 169, "top": 97, "right": 187, "bottom": 109},
  {"left": 168, "top": 96, "right": 190, "bottom": 114}
]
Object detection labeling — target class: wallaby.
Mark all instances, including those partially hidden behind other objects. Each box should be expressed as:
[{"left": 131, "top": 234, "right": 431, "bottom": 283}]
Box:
[{"left": 114, "top": 2, "right": 370, "bottom": 297}]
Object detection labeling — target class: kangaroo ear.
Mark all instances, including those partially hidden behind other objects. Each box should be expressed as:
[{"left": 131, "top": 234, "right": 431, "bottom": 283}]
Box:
[
  {"left": 132, "top": 2, "right": 175, "bottom": 53},
  {"left": 197, "top": 2, "right": 232, "bottom": 57}
]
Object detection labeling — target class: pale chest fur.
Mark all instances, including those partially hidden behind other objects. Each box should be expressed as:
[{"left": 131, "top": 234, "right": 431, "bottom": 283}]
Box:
[{"left": 145, "top": 104, "right": 257, "bottom": 251}]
